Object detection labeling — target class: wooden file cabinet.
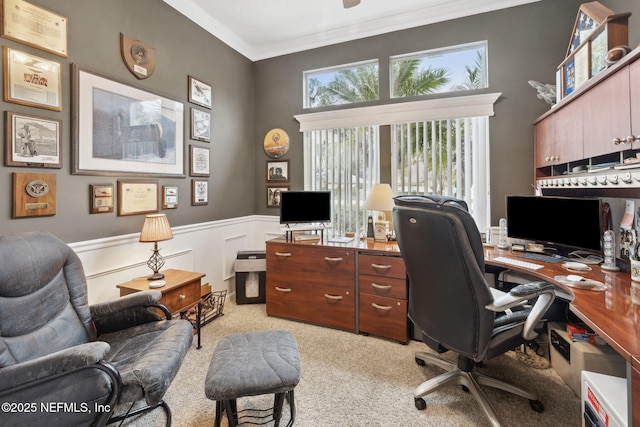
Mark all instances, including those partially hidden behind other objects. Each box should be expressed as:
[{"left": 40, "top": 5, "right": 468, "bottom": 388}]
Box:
[
  {"left": 358, "top": 253, "right": 408, "bottom": 343},
  {"left": 266, "top": 242, "right": 356, "bottom": 331}
]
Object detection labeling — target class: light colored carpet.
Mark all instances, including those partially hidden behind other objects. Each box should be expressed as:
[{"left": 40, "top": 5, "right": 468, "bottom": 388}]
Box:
[{"left": 123, "top": 300, "right": 581, "bottom": 426}]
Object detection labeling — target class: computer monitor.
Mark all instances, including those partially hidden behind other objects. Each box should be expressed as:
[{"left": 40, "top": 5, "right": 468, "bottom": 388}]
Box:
[
  {"left": 505, "top": 195, "right": 602, "bottom": 255},
  {"left": 279, "top": 191, "right": 331, "bottom": 224}
]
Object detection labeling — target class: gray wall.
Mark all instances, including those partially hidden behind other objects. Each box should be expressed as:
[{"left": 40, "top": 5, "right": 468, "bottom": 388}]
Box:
[
  {"left": 0, "top": 0, "right": 256, "bottom": 242},
  {"left": 253, "top": 0, "right": 640, "bottom": 224}
]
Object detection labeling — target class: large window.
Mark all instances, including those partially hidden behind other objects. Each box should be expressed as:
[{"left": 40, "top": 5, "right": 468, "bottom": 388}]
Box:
[
  {"left": 390, "top": 41, "right": 488, "bottom": 98},
  {"left": 304, "top": 60, "right": 379, "bottom": 108}
]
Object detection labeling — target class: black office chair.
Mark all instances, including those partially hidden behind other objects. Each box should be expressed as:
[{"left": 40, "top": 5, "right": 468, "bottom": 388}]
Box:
[{"left": 393, "top": 195, "right": 555, "bottom": 427}]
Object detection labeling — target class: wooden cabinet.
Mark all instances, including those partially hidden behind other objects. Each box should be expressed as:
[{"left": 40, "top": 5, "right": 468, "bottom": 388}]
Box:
[
  {"left": 633, "top": 359, "right": 640, "bottom": 427},
  {"left": 630, "top": 60, "right": 640, "bottom": 143},
  {"left": 358, "top": 253, "right": 408, "bottom": 343},
  {"left": 535, "top": 101, "right": 583, "bottom": 170},
  {"left": 266, "top": 242, "right": 356, "bottom": 331}
]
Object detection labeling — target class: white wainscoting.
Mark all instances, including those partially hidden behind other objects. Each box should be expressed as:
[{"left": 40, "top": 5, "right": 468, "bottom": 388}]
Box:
[{"left": 69, "top": 215, "right": 282, "bottom": 304}]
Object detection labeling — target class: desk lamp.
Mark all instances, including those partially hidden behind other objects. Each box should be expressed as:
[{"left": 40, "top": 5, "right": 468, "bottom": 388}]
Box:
[
  {"left": 364, "top": 184, "right": 394, "bottom": 242},
  {"left": 139, "top": 214, "right": 173, "bottom": 280}
]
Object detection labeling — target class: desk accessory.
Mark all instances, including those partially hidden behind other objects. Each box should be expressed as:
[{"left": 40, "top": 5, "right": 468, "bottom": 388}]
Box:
[
  {"left": 497, "top": 218, "right": 509, "bottom": 249},
  {"left": 139, "top": 213, "right": 173, "bottom": 280}
]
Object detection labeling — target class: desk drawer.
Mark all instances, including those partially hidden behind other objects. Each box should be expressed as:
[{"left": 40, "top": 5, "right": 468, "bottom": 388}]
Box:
[
  {"left": 359, "top": 274, "right": 406, "bottom": 299},
  {"left": 358, "top": 254, "right": 406, "bottom": 279},
  {"left": 266, "top": 280, "right": 355, "bottom": 331},
  {"left": 267, "top": 244, "right": 354, "bottom": 287},
  {"left": 162, "top": 281, "right": 199, "bottom": 314},
  {"left": 359, "top": 293, "right": 408, "bottom": 343}
]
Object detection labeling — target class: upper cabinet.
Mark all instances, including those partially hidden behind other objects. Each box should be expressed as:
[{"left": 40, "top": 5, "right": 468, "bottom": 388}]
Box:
[{"left": 631, "top": 60, "right": 640, "bottom": 141}]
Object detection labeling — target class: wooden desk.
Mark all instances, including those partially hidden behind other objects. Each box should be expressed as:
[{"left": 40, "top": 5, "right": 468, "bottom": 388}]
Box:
[
  {"left": 117, "top": 269, "right": 205, "bottom": 348},
  {"left": 484, "top": 247, "right": 639, "bottom": 424}
]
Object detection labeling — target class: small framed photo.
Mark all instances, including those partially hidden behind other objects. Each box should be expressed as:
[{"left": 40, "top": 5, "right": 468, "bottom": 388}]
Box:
[
  {"left": 6, "top": 111, "right": 62, "bottom": 168},
  {"left": 89, "top": 184, "right": 114, "bottom": 214},
  {"left": 191, "top": 108, "right": 211, "bottom": 142},
  {"left": 190, "top": 145, "right": 210, "bottom": 177},
  {"left": 162, "top": 186, "right": 178, "bottom": 209},
  {"left": 188, "top": 76, "right": 212, "bottom": 109},
  {"left": 4, "top": 47, "right": 62, "bottom": 111},
  {"left": 192, "top": 179, "right": 208, "bottom": 206},
  {"left": 267, "top": 186, "right": 288, "bottom": 208},
  {"left": 117, "top": 180, "right": 158, "bottom": 216},
  {"left": 266, "top": 160, "right": 289, "bottom": 183}
]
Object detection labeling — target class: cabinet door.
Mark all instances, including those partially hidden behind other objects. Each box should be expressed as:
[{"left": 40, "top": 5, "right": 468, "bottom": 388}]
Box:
[
  {"left": 534, "top": 115, "right": 554, "bottom": 168},
  {"left": 554, "top": 100, "right": 583, "bottom": 163},
  {"left": 583, "top": 68, "right": 631, "bottom": 158},
  {"left": 630, "top": 60, "right": 640, "bottom": 144}
]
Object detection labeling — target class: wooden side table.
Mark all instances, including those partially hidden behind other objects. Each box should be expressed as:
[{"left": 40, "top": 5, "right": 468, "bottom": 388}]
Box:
[{"left": 116, "top": 269, "right": 206, "bottom": 348}]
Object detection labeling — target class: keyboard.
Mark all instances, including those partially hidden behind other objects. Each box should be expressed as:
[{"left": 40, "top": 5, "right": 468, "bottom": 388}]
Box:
[
  {"left": 519, "top": 252, "right": 565, "bottom": 264},
  {"left": 492, "top": 256, "right": 544, "bottom": 270}
]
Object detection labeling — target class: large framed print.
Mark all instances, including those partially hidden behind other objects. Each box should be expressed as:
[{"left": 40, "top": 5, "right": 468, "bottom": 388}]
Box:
[
  {"left": 117, "top": 180, "right": 158, "bottom": 216},
  {"left": 73, "top": 65, "right": 185, "bottom": 177},
  {"left": 1, "top": 0, "right": 68, "bottom": 57},
  {"left": 6, "top": 111, "right": 62, "bottom": 168},
  {"left": 4, "top": 47, "right": 62, "bottom": 111}
]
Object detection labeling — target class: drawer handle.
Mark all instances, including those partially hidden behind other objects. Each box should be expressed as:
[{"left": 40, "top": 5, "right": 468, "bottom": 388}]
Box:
[
  {"left": 324, "top": 294, "right": 343, "bottom": 300},
  {"left": 371, "top": 282, "right": 393, "bottom": 290},
  {"left": 325, "top": 257, "right": 344, "bottom": 262},
  {"left": 371, "top": 263, "right": 392, "bottom": 271},
  {"left": 275, "top": 252, "right": 292, "bottom": 257},
  {"left": 275, "top": 287, "right": 292, "bottom": 293},
  {"left": 372, "top": 303, "right": 392, "bottom": 311},
  {"left": 179, "top": 294, "right": 186, "bottom": 300}
]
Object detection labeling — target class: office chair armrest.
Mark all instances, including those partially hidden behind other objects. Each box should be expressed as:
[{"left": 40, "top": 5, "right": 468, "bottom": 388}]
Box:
[
  {"left": 0, "top": 341, "right": 111, "bottom": 392},
  {"left": 486, "top": 281, "right": 554, "bottom": 311}
]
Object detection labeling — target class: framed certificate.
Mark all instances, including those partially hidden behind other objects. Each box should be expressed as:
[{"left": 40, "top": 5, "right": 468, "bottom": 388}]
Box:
[
  {"left": 1, "top": 0, "right": 68, "bottom": 57},
  {"left": 4, "top": 47, "right": 62, "bottom": 111},
  {"left": 89, "top": 184, "right": 114, "bottom": 214},
  {"left": 117, "top": 180, "right": 158, "bottom": 216}
]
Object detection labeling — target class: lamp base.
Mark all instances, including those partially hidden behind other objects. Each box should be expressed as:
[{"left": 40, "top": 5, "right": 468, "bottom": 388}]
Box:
[{"left": 147, "top": 272, "right": 165, "bottom": 280}]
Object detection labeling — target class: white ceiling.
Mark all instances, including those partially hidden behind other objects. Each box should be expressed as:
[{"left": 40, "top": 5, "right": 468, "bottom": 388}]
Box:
[{"left": 163, "top": 0, "right": 541, "bottom": 61}]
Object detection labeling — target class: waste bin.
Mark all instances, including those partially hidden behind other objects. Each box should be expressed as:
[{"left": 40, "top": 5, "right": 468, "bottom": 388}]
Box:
[{"left": 235, "top": 251, "right": 266, "bottom": 304}]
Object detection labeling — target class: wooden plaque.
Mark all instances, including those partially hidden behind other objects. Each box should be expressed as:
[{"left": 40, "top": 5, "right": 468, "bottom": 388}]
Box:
[
  {"left": 13, "top": 172, "right": 56, "bottom": 217},
  {"left": 120, "top": 33, "right": 156, "bottom": 79}
]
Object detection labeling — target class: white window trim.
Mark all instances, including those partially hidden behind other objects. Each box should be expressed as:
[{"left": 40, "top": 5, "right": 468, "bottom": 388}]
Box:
[{"left": 294, "top": 93, "right": 501, "bottom": 131}]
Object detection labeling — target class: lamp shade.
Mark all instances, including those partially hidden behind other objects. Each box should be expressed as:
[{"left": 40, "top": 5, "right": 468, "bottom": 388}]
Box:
[
  {"left": 364, "top": 184, "right": 394, "bottom": 211},
  {"left": 139, "top": 214, "right": 173, "bottom": 242}
]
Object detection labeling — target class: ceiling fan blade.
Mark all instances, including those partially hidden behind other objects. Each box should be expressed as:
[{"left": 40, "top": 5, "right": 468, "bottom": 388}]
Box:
[{"left": 343, "top": 0, "right": 361, "bottom": 8}]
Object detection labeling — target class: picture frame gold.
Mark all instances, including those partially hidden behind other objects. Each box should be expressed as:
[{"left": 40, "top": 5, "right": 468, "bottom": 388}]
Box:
[
  {"left": 6, "top": 111, "right": 62, "bottom": 168},
  {"left": 1, "top": 0, "right": 68, "bottom": 57},
  {"left": 117, "top": 180, "right": 158, "bottom": 216},
  {"left": 162, "top": 186, "right": 178, "bottom": 209},
  {"left": 89, "top": 184, "right": 114, "bottom": 214},
  {"left": 4, "top": 47, "right": 62, "bottom": 111}
]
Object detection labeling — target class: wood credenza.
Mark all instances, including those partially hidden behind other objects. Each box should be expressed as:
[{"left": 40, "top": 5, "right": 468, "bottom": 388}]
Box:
[{"left": 266, "top": 238, "right": 408, "bottom": 343}]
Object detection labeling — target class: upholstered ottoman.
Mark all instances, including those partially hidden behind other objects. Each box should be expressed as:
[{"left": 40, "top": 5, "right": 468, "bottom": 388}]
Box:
[{"left": 205, "top": 330, "right": 300, "bottom": 427}]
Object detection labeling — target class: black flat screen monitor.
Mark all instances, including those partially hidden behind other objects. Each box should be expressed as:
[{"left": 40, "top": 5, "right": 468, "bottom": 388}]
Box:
[
  {"left": 280, "top": 191, "right": 331, "bottom": 224},
  {"left": 506, "top": 195, "right": 602, "bottom": 254}
]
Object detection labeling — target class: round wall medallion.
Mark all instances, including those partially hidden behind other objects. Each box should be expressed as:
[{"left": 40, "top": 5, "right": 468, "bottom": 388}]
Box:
[
  {"left": 263, "top": 128, "right": 290, "bottom": 159},
  {"left": 25, "top": 179, "right": 49, "bottom": 198},
  {"left": 131, "top": 44, "right": 149, "bottom": 65}
]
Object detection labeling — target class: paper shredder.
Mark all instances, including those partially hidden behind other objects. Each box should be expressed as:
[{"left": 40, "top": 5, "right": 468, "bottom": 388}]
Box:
[{"left": 235, "top": 251, "right": 266, "bottom": 304}]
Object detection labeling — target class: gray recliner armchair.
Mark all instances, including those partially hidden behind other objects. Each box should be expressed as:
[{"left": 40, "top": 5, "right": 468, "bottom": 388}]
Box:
[
  {"left": 0, "top": 231, "right": 193, "bottom": 426},
  {"left": 393, "top": 195, "right": 555, "bottom": 427}
]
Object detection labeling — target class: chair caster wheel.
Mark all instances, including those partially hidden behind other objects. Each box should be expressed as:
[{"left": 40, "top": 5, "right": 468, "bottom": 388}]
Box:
[
  {"left": 529, "top": 399, "right": 544, "bottom": 413},
  {"left": 414, "top": 398, "right": 427, "bottom": 410},
  {"left": 415, "top": 357, "right": 426, "bottom": 366}
]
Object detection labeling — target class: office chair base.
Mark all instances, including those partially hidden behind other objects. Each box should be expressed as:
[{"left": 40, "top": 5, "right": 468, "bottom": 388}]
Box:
[{"left": 414, "top": 351, "right": 543, "bottom": 427}]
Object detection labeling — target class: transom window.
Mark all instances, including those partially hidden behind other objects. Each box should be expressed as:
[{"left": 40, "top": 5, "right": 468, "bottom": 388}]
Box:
[
  {"left": 390, "top": 41, "right": 488, "bottom": 98},
  {"left": 304, "top": 59, "right": 379, "bottom": 108}
]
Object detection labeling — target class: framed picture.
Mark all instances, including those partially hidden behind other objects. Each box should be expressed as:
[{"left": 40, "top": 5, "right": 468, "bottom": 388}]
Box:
[
  {"left": 190, "top": 145, "right": 210, "bottom": 177},
  {"left": 192, "top": 179, "right": 208, "bottom": 206},
  {"left": 267, "top": 186, "right": 288, "bottom": 208},
  {"left": 266, "top": 160, "right": 289, "bottom": 183},
  {"left": 1, "top": 0, "right": 68, "bottom": 57},
  {"left": 5, "top": 112, "right": 62, "bottom": 168},
  {"left": 188, "top": 76, "right": 212, "bottom": 109},
  {"left": 72, "top": 65, "right": 185, "bottom": 177},
  {"left": 4, "top": 47, "right": 62, "bottom": 111},
  {"left": 117, "top": 180, "right": 159, "bottom": 216},
  {"left": 191, "top": 108, "right": 211, "bottom": 142},
  {"left": 89, "top": 184, "right": 114, "bottom": 214},
  {"left": 162, "top": 185, "right": 178, "bottom": 209}
]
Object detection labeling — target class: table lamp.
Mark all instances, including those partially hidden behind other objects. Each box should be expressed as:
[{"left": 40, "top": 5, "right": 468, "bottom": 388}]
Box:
[
  {"left": 139, "top": 213, "right": 173, "bottom": 280},
  {"left": 364, "top": 184, "right": 394, "bottom": 242}
]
